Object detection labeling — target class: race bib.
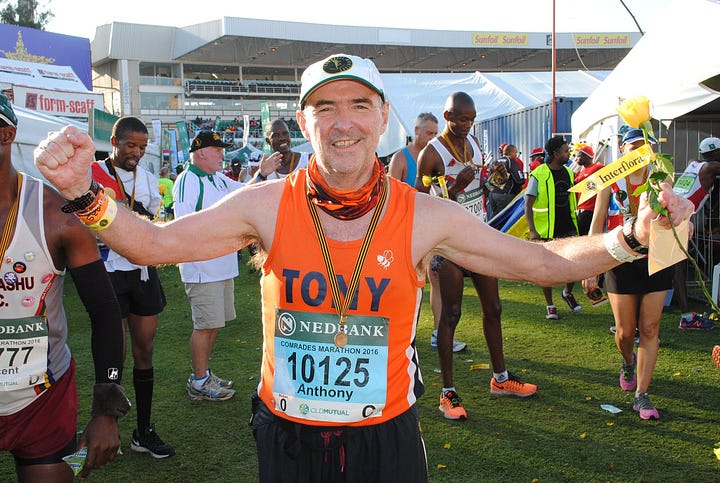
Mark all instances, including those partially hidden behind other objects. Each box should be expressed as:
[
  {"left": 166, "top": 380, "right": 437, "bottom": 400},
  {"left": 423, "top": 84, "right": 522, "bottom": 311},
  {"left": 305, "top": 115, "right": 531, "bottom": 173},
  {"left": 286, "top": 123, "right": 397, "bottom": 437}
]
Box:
[
  {"left": 272, "top": 309, "right": 388, "bottom": 423},
  {"left": 456, "top": 187, "right": 485, "bottom": 221},
  {"left": 673, "top": 172, "right": 697, "bottom": 195},
  {"left": 0, "top": 316, "right": 49, "bottom": 391}
]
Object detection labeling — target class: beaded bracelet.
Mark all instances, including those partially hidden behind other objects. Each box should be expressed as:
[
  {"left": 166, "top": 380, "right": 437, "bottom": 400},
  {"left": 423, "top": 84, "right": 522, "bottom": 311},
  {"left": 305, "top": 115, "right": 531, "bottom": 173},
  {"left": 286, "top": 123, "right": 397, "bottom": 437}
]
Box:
[{"left": 61, "top": 180, "right": 101, "bottom": 213}]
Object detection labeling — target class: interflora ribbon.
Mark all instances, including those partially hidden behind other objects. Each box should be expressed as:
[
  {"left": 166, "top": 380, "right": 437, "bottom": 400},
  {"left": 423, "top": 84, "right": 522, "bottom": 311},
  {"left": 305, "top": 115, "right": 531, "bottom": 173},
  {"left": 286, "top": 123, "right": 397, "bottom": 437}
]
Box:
[{"left": 569, "top": 143, "right": 655, "bottom": 205}]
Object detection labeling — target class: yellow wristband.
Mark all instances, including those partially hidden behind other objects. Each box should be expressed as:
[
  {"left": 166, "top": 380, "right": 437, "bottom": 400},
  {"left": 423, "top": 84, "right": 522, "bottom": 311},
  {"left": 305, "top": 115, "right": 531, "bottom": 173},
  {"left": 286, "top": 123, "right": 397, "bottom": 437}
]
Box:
[
  {"left": 422, "top": 175, "right": 432, "bottom": 188},
  {"left": 86, "top": 195, "right": 118, "bottom": 231}
]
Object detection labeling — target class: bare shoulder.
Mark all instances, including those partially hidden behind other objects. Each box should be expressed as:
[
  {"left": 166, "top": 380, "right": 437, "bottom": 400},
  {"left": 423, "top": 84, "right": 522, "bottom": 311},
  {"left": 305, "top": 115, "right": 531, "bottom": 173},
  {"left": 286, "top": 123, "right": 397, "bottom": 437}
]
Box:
[
  {"left": 388, "top": 150, "right": 408, "bottom": 180},
  {"left": 417, "top": 141, "right": 439, "bottom": 163},
  {"left": 390, "top": 149, "right": 407, "bottom": 163}
]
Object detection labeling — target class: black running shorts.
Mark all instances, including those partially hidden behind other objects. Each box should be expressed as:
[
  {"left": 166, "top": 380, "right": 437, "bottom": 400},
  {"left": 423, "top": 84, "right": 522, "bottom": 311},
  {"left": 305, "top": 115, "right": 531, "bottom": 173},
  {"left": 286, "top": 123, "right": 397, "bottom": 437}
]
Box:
[
  {"left": 107, "top": 267, "right": 167, "bottom": 317},
  {"left": 251, "top": 399, "right": 428, "bottom": 482},
  {"left": 604, "top": 257, "right": 673, "bottom": 295}
]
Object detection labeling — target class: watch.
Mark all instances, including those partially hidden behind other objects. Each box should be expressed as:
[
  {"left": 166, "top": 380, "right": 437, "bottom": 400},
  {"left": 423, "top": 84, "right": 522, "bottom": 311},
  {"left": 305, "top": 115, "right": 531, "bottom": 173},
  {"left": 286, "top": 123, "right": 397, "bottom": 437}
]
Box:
[
  {"left": 61, "top": 180, "right": 101, "bottom": 213},
  {"left": 256, "top": 172, "right": 267, "bottom": 181},
  {"left": 622, "top": 216, "right": 648, "bottom": 255}
]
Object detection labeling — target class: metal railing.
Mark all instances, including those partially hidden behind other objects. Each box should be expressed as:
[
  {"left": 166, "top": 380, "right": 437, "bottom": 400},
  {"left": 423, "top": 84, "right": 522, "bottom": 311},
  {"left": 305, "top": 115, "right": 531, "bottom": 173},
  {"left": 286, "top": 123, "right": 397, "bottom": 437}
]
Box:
[{"left": 185, "top": 80, "right": 300, "bottom": 96}]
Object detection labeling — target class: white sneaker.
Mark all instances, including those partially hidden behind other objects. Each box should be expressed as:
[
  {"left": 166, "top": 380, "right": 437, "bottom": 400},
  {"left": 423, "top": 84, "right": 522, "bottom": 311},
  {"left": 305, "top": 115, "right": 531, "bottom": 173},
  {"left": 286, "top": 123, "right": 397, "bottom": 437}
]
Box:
[
  {"left": 430, "top": 332, "right": 467, "bottom": 352},
  {"left": 187, "top": 375, "right": 235, "bottom": 401}
]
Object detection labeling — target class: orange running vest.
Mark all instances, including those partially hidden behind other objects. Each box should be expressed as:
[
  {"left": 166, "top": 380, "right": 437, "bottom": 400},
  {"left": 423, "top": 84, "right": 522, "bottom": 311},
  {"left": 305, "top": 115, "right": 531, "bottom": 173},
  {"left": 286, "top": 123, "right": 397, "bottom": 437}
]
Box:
[{"left": 259, "top": 170, "right": 425, "bottom": 427}]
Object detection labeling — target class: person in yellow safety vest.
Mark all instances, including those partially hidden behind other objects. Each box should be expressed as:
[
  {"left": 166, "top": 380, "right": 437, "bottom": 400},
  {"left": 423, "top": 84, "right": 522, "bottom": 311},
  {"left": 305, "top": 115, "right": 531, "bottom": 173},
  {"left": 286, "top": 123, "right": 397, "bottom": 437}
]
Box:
[{"left": 524, "top": 135, "right": 581, "bottom": 320}]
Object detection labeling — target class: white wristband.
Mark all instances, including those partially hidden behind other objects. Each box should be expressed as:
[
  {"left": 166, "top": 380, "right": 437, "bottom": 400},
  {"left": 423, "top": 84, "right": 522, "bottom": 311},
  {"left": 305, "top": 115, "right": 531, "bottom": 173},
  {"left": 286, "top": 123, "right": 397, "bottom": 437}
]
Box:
[{"left": 604, "top": 226, "right": 644, "bottom": 263}]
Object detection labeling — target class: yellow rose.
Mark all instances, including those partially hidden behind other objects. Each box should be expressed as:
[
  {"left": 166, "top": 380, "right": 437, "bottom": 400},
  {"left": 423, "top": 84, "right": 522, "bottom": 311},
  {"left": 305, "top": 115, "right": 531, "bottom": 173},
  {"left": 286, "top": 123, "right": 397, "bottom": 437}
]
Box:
[
  {"left": 617, "top": 96, "right": 650, "bottom": 129},
  {"left": 616, "top": 95, "right": 651, "bottom": 128}
]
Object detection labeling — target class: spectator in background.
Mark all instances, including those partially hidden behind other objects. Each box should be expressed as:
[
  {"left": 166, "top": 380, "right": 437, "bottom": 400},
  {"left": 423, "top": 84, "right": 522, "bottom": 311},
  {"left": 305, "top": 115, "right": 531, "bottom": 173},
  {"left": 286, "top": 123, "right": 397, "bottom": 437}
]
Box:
[
  {"left": 174, "top": 130, "right": 244, "bottom": 402},
  {"left": 157, "top": 166, "right": 174, "bottom": 220},
  {"left": 584, "top": 128, "right": 673, "bottom": 420},
  {"left": 416, "top": 92, "right": 537, "bottom": 422},
  {"left": 387, "top": 112, "right": 464, "bottom": 353},
  {"left": 388, "top": 112, "right": 438, "bottom": 187},
  {"left": 89, "top": 117, "right": 174, "bottom": 459},
  {"left": 529, "top": 147, "right": 545, "bottom": 172},
  {"left": 573, "top": 144, "right": 603, "bottom": 235},
  {"left": 224, "top": 158, "right": 242, "bottom": 181},
  {"left": 525, "top": 135, "right": 582, "bottom": 320},
  {"left": 486, "top": 144, "right": 525, "bottom": 219},
  {"left": 248, "top": 119, "right": 309, "bottom": 183},
  {"left": 503, "top": 143, "right": 525, "bottom": 176},
  {"left": 498, "top": 142, "right": 508, "bottom": 160},
  {"left": 672, "top": 136, "right": 720, "bottom": 326},
  {"left": 238, "top": 155, "right": 261, "bottom": 183}
]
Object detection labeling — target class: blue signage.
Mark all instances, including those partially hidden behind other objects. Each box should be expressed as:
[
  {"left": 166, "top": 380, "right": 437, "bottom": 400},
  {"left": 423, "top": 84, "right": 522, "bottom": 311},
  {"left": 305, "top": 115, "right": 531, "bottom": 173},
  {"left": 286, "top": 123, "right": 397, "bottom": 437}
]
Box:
[{"left": 0, "top": 24, "right": 91, "bottom": 90}]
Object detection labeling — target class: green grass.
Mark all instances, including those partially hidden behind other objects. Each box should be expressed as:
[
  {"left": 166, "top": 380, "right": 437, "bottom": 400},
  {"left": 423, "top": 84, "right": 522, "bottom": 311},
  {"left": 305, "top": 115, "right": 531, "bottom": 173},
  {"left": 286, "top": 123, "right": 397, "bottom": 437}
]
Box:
[{"left": 3, "top": 263, "right": 720, "bottom": 482}]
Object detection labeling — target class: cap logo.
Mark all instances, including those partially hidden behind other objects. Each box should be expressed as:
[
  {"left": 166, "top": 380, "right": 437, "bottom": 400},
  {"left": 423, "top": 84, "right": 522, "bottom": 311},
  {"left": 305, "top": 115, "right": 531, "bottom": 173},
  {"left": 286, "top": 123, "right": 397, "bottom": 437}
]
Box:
[
  {"left": 709, "top": 143, "right": 717, "bottom": 151},
  {"left": 323, "top": 56, "right": 353, "bottom": 74}
]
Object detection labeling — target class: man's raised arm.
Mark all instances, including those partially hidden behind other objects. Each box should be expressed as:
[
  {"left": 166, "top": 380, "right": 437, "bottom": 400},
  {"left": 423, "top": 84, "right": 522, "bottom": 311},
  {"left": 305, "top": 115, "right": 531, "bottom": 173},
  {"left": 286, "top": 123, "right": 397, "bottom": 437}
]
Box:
[{"left": 35, "top": 126, "right": 268, "bottom": 268}]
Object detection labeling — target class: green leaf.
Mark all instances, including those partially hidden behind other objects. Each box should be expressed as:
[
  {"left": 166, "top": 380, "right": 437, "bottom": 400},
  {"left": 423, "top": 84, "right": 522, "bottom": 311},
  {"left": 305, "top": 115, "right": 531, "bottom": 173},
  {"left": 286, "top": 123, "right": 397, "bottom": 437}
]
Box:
[
  {"left": 640, "top": 120, "right": 655, "bottom": 138},
  {"left": 649, "top": 193, "right": 667, "bottom": 215},
  {"left": 649, "top": 171, "right": 669, "bottom": 183},
  {"left": 632, "top": 182, "right": 649, "bottom": 197},
  {"left": 657, "top": 155, "right": 675, "bottom": 176}
]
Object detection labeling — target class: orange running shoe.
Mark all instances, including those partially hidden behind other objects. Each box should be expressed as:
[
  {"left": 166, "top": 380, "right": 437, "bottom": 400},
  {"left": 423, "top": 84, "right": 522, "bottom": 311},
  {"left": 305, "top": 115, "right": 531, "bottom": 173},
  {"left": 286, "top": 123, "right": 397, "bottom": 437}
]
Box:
[
  {"left": 712, "top": 345, "right": 720, "bottom": 369},
  {"left": 439, "top": 390, "right": 467, "bottom": 420},
  {"left": 490, "top": 373, "right": 538, "bottom": 397}
]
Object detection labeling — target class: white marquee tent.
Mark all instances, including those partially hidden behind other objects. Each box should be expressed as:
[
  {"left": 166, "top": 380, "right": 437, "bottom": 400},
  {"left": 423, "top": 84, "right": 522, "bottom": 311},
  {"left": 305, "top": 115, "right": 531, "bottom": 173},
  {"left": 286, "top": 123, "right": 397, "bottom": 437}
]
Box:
[
  {"left": 571, "top": 0, "right": 720, "bottom": 144},
  {"left": 377, "top": 70, "right": 609, "bottom": 157}
]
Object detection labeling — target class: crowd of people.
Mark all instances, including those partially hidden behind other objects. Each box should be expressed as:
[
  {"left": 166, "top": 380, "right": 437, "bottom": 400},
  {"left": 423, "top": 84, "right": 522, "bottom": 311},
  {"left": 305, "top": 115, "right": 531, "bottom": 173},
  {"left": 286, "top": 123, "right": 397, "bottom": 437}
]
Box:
[{"left": 0, "top": 51, "right": 711, "bottom": 481}]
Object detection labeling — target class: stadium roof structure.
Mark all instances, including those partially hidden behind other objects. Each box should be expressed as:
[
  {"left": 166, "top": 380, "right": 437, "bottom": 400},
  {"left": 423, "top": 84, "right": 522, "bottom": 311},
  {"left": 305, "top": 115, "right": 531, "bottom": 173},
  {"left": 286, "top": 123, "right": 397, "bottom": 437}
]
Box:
[{"left": 92, "top": 18, "right": 640, "bottom": 73}]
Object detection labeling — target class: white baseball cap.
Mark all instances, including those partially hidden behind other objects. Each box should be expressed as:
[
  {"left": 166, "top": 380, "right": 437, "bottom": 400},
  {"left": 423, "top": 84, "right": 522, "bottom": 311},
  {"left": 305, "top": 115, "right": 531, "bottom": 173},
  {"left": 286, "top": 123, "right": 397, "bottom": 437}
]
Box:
[
  {"left": 699, "top": 137, "right": 720, "bottom": 154},
  {"left": 299, "top": 54, "right": 385, "bottom": 108}
]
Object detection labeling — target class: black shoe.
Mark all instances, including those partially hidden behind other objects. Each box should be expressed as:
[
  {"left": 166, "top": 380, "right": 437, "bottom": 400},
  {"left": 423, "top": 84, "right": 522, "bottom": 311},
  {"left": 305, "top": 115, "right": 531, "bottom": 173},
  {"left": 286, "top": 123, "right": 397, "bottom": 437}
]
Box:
[{"left": 130, "top": 424, "right": 175, "bottom": 459}]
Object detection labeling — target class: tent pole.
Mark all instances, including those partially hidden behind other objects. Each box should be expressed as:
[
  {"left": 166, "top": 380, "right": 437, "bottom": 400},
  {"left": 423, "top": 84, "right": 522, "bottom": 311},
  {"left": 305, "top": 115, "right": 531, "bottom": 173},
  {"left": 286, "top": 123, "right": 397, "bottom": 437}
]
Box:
[{"left": 552, "top": 0, "right": 557, "bottom": 135}]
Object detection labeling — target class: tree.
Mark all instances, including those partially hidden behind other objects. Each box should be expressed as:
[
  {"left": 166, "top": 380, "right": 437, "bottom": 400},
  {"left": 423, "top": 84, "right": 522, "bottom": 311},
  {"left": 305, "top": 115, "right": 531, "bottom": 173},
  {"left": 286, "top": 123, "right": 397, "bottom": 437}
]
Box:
[{"left": 0, "top": 0, "right": 53, "bottom": 30}]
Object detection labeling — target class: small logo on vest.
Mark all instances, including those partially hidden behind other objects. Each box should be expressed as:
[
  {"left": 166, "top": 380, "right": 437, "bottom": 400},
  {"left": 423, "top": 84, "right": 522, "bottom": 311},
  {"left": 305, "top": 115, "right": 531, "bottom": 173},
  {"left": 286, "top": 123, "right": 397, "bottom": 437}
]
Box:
[{"left": 376, "top": 250, "right": 394, "bottom": 269}]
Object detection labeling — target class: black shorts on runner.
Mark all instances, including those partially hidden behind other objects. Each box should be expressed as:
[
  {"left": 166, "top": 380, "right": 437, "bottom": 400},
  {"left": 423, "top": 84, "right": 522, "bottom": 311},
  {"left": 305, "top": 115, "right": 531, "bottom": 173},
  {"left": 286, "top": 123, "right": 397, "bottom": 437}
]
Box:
[
  {"left": 108, "top": 267, "right": 167, "bottom": 317},
  {"left": 431, "top": 255, "right": 473, "bottom": 278},
  {"left": 604, "top": 257, "right": 673, "bottom": 295},
  {"left": 251, "top": 397, "right": 428, "bottom": 483}
]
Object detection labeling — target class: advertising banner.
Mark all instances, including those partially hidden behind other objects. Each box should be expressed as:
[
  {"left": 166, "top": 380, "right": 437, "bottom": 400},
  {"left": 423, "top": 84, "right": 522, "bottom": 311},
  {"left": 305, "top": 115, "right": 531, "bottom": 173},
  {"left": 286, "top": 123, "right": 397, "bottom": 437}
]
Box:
[
  {"left": 14, "top": 85, "right": 103, "bottom": 119},
  {"left": 0, "top": 25, "right": 92, "bottom": 90},
  {"left": 151, "top": 119, "right": 162, "bottom": 144},
  {"left": 176, "top": 121, "right": 190, "bottom": 164},
  {"left": 260, "top": 102, "right": 270, "bottom": 152},
  {"left": 90, "top": 108, "right": 118, "bottom": 143},
  {"left": 242, "top": 114, "right": 250, "bottom": 147}
]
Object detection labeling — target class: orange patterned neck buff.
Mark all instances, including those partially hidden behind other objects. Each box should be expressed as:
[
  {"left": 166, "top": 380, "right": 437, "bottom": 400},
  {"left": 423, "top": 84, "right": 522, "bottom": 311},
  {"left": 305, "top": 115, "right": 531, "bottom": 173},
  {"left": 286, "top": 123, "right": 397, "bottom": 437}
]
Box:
[{"left": 306, "top": 154, "right": 385, "bottom": 220}]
